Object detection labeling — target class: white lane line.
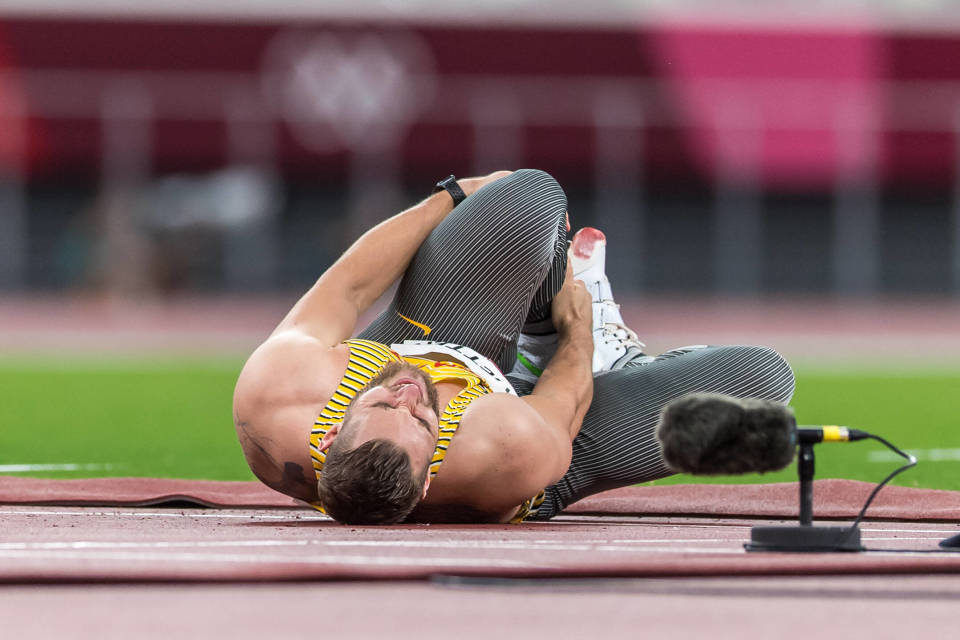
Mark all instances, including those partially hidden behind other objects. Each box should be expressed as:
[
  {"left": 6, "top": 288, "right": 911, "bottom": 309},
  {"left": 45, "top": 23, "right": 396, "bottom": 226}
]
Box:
[
  {"left": 3, "top": 542, "right": 954, "bottom": 562},
  {"left": 0, "top": 539, "right": 740, "bottom": 553},
  {"left": 861, "top": 537, "right": 953, "bottom": 542},
  {"left": 322, "top": 539, "right": 736, "bottom": 550},
  {"left": 861, "top": 551, "right": 960, "bottom": 558},
  {"left": 614, "top": 531, "right": 953, "bottom": 540},
  {"left": 0, "top": 549, "right": 537, "bottom": 568},
  {"left": 0, "top": 542, "right": 746, "bottom": 558},
  {"left": 0, "top": 463, "right": 117, "bottom": 473},
  {"left": 554, "top": 518, "right": 755, "bottom": 529},
  {"left": 593, "top": 546, "right": 742, "bottom": 555},
  {"left": 0, "top": 540, "right": 312, "bottom": 550},
  {"left": 0, "top": 510, "right": 329, "bottom": 520},
  {"left": 1, "top": 536, "right": 946, "bottom": 557},
  {"left": 859, "top": 527, "right": 960, "bottom": 534},
  {"left": 0, "top": 512, "right": 953, "bottom": 536},
  {"left": 868, "top": 448, "right": 960, "bottom": 462},
  {"left": 320, "top": 538, "right": 948, "bottom": 551}
]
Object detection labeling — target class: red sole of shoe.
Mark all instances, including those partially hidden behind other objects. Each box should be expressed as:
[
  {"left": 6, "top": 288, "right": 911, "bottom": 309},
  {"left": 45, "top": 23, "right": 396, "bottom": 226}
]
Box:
[{"left": 570, "top": 227, "right": 606, "bottom": 259}]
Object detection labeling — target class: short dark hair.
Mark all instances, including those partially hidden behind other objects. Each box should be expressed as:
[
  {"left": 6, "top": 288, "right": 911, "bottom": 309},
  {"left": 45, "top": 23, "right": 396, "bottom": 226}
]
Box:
[{"left": 317, "top": 436, "right": 428, "bottom": 525}]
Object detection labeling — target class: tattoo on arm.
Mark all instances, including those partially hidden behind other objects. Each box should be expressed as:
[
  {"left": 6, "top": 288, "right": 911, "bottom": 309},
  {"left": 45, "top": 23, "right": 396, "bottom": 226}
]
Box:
[
  {"left": 234, "top": 414, "right": 317, "bottom": 501},
  {"left": 236, "top": 421, "right": 281, "bottom": 469},
  {"left": 281, "top": 462, "right": 313, "bottom": 499},
  {"left": 235, "top": 418, "right": 285, "bottom": 487}
]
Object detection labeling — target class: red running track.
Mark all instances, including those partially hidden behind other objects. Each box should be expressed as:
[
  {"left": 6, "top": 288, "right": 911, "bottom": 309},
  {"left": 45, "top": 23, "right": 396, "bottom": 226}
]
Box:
[
  {"left": 2, "top": 506, "right": 960, "bottom": 584},
  {"left": 2, "top": 505, "right": 960, "bottom": 639},
  {"left": 4, "top": 576, "right": 960, "bottom": 640},
  {"left": 3, "top": 477, "right": 960, "bottom": 637}
]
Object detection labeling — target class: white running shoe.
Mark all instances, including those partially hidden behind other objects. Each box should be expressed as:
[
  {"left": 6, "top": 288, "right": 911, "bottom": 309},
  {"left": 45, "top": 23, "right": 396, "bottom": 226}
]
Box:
[{"left": 569, "top": 227, "right": 650, "bottom": 372}]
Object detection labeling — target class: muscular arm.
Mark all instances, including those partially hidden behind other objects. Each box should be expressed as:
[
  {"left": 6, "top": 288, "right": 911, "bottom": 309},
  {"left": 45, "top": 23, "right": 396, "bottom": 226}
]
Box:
[
  {"left": 520, "top": 260, "right": 594, "bottom": 443},
  {"left": 232, "top": 172, "right": 511, "bottom": 501},
  {"left": 234, "top": 413, "right": 315, "bottom": 501},
  {"left": 428, "top": 263, "right": 594, "bottom": 517},
  {"left": 521, "top": 318, "right": 594, "bottom": 442},
  {"left": 273, "top": 171, "right": 512, "bottom": 346},
  {"left": 232, "top": 333, "right": 338, "bottom": 502}
]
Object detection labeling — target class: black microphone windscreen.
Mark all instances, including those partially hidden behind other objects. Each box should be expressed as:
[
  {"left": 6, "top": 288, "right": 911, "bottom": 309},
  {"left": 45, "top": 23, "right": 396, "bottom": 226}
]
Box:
[{"left": 657, "top": 393, "right": 797, "bottom": 475}]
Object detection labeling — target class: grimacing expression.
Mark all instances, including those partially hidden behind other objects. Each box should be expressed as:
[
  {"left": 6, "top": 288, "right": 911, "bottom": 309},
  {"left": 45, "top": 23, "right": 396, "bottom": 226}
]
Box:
[{"left": 341, "top": 362, "right": 442, "bottom": 467}]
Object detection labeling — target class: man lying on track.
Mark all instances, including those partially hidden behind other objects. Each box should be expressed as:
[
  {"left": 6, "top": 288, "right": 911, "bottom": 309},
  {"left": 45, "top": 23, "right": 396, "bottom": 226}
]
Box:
[{"left": 232, "top": 170, "right": 795, "bottom": 524}]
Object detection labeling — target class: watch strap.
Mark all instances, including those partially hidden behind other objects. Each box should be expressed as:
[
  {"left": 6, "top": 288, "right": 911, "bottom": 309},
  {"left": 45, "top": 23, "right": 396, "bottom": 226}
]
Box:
[{"left": 433, "top": 175, "right": 467, "bottom": 206}]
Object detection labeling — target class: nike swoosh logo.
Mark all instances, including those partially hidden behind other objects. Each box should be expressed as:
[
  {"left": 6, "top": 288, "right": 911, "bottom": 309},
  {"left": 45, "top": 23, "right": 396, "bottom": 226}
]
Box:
[{"left": 397, "top": 312, "right": 432, "bottom": 336}]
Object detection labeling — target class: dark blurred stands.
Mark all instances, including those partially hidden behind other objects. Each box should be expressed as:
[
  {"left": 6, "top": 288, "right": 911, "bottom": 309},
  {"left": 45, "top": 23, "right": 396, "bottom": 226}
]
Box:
[{"left": 1, "top": 1, "right": 960, "bottom": 301}]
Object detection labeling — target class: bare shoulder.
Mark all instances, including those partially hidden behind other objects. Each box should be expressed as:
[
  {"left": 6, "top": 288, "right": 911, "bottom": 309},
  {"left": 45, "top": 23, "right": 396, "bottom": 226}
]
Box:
[
  {"left": 234, "top": 330, "right": 348, "bottom": 411},
  {"left": 425, "top": 393, "right": 572, "bottom": 515},
  {"left": 232, "top": 331, "right": 350, "bottom": 502},
  {"left": 458, "top": 394, "right": 558, "bottom": 459}
]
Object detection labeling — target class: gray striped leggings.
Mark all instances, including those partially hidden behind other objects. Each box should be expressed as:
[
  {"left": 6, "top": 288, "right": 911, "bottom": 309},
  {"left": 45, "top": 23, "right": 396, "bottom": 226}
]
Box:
[{"left": 359, "top": 169, "right": 796, "bottom": 520}]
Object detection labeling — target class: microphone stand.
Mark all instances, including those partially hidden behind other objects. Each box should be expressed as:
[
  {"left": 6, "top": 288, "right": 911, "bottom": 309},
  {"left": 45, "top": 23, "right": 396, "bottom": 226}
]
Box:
[
  {"left": 745, "top": 443, "right": 863, "bottom": 552},
  {"left": 798, "top": 442, "right": 814, "bottom": 526}
]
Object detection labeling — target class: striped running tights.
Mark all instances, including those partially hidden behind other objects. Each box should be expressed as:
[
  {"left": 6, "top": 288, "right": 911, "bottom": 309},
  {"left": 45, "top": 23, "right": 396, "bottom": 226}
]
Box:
[{"left": 358, "top": 169, "right": 796, "bottom": 520}]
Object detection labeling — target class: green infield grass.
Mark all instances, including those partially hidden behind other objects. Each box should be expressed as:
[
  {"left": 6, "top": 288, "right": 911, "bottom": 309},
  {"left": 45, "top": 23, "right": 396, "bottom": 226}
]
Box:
[
  {"left": 1, "top": 357, "right": 958, "bottom": 491},
  {"left": 0, "top": 357, "right": 255, "bottom": 481}
]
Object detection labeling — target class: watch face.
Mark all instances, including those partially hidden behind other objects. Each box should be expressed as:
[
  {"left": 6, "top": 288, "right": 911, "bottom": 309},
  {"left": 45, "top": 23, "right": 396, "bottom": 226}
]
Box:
[{"left": 434, "top": 175, "right": 456, "bottom": 192}]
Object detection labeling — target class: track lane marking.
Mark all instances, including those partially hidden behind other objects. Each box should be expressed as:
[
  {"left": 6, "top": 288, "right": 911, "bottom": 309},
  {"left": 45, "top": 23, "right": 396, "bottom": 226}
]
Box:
[
  {"left": 0, "top": 511, "right": 952, "bottom": 535},
  {"left": 0, "top": 540, "right": 312, "bottom": 550},
  {"left": 0, "top": 540, "right": 743, "bottom": 553},
  {"left": 0, "top": 536, "right": 945, "bottom": 553},
  {"left": 0, "top": 509, "right": 330, "bottom": 520},
  {"left": 868, "top": 448, "right": 960, "bottom": 462},
  {"left": 0, "top": 463, "right": 116, "bottom": 472},
  {"left": 0, "top": 550, "right": 538, "bottom": 567}
]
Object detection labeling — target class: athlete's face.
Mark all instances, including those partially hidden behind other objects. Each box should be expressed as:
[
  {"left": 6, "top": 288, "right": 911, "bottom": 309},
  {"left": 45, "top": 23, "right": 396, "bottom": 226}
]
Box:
[{"left": 344, "top": 363, "right": 441, "bottom": 471}]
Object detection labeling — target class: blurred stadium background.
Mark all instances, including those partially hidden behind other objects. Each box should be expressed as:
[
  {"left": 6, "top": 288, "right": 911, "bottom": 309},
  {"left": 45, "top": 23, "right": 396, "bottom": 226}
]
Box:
[{"left": 1, "top": 0, "right": 958, "bottom": 489}]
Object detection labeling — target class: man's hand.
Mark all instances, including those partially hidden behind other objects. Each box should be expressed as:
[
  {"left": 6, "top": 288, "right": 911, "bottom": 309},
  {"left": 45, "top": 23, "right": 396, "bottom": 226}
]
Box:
[
  {"left": 517, "top": 248, "right": 595, "bottom": 454},
  {"left": 551, "top": 259, "right": 592, "bottom": 341},
  {"left": 459, "top": 171, "right": 513, "bottom": 198},
  {"left": 439, "top": 257, "right": 596, "bottom": 507}
]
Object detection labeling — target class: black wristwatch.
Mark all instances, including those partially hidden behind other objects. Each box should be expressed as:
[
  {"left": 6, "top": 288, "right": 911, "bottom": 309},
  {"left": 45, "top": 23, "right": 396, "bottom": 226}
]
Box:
[{"left": 432, "top": 174, "right": 467, "bottom": 206}]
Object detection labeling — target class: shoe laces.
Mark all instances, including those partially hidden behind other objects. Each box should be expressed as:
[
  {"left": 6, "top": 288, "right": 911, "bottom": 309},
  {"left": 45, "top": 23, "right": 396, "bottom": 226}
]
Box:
[{"left": 596, "top": 299, "right": 646, "bottom": 351}]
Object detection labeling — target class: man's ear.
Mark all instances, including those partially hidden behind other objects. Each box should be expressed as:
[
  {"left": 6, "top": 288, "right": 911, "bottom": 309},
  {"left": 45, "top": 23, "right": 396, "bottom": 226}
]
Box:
[
  {"left": 421, "top": 473, "right": 431, "bottom": 500},
  {"left": 318, "top": 423, "right": 341, "bottom": 452}
]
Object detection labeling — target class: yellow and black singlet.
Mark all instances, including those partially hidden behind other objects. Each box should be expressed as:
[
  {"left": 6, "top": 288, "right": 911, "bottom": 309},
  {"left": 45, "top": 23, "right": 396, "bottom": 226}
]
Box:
[{"left": 308, "top": 338, "right": 544, "bottom": 522}]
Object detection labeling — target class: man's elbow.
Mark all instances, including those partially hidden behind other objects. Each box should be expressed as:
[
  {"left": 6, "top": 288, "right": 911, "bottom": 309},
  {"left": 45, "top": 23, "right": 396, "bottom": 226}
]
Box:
[
  {"left": 544, "top": 436, "right": 573, "bottom": 485},
  {"left": 508, "top": 418, "right": 573, "bottom": 491},
  {"left": 477, "top": 399, "right": 575, "bottom": 502}
]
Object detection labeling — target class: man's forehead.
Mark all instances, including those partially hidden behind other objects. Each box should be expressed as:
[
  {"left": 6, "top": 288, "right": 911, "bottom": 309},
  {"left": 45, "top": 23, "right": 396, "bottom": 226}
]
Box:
[
  {"left": 348, "top": 398, "right": 405, "bottom": 431},
  {"left": 349, "top": 379, "right": 393, "bottom": 409},
  {"left": 349, "top": 409, "right": 430, "bottom": 454}
]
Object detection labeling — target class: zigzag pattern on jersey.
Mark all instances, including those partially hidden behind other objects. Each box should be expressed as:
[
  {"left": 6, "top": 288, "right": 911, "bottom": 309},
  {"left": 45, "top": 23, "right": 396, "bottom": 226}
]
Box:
[
  {"left": 309, "top": 339, "right": 400, "bottom": 477},
  {"left": 402, "top": 355, "right": 489, "bottom": 477},
  {"left": 308, "top": 338, "right": 493, "bottom": 480}
]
